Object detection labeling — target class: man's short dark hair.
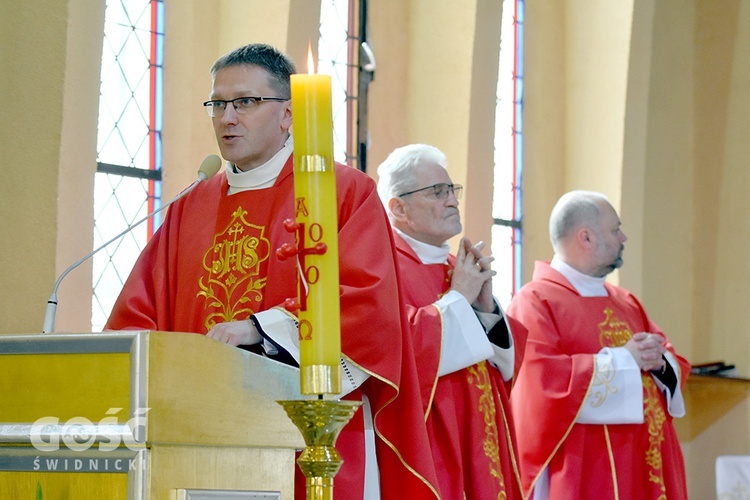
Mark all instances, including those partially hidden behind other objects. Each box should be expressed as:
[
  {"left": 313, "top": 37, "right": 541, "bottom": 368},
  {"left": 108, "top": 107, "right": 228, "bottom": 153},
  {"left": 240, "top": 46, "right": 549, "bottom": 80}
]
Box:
[{"left": 210, "top": 43, "right": 296, "bottom": 97}]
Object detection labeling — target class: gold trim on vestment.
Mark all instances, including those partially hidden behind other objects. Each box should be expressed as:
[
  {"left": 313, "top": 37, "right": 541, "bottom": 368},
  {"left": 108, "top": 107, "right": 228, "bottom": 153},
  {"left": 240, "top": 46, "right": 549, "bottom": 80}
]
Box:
[
  {"left": 603, "top": 425, "right": 620, "bottom": 500},
  {"left": 468, "top": 360, "right": 507, "bottom": 499},
  {"left": 423, "top": 303, "right": 444, "bottom": 421},
  {"left": 346, "top": 355, "right": 442, "bottom": 498},
  {"left": 643, "top": 375, "right": 668, "bottom": 498}
]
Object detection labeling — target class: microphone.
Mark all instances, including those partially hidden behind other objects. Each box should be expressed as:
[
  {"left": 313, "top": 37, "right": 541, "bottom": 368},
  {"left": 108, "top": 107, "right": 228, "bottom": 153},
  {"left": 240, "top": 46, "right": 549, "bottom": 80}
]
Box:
[{"left": 41, "top": 155, "right": 223, "bottom": 333}]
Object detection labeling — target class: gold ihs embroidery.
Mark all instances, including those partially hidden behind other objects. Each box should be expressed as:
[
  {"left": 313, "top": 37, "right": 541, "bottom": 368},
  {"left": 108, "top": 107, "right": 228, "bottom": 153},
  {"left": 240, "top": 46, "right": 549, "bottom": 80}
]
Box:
[
  {"left": 598, "top": 307, "right": 633, "bottom": 347},
  {"left": 197, "top": 207, "right": 270, "bottom": 330}
]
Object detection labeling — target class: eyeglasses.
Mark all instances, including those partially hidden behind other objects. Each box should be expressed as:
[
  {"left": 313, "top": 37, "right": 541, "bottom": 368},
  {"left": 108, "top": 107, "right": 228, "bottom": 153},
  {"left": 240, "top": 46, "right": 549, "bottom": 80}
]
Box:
[
  {"left": 398, "top": 183, "right": 463, "bottom": 200},
  {"left": 203, "top": 96, "right": 290, "bottom": 117}
]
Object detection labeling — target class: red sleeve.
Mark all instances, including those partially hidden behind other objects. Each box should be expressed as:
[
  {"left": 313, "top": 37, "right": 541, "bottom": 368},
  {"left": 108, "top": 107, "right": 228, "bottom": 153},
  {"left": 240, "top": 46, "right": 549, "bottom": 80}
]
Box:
[
  {"left": 103, "top": 217, "right": 169, "bottom": 332},
  {"left": 505, "top": 313, "right": 528, "bottom": 387},
  {"left": 333, "top": 166, "right": 441, "bottom": 499}
]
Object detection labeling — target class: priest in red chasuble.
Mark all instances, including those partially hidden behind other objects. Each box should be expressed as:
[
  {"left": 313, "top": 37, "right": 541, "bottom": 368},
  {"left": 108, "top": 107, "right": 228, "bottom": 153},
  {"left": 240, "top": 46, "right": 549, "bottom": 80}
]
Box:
[
  {"left": 376, "top": 143, "right": 526, "bottom": 500},
  {"left": 104, "top": 43, "right": 440, "bottom": 500},
  {"left": 507, "top": 190, "right": 690, "bottom": 499}
]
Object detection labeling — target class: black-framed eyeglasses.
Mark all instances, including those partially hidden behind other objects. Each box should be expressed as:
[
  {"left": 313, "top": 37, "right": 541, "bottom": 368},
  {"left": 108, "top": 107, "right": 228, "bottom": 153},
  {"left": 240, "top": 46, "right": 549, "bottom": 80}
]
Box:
[
  {"left": 203, "top": 96, "right": 290, "bottom": 117},
  {"left": 398, "top": 183, "right": 463, "bottom": 200}
]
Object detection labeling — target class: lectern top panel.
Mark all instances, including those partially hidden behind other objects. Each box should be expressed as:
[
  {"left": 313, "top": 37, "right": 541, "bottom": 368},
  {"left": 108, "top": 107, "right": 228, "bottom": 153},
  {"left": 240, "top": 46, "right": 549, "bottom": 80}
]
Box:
[{"left": 0, "top": 332, "right": 142, "bottom": 354}]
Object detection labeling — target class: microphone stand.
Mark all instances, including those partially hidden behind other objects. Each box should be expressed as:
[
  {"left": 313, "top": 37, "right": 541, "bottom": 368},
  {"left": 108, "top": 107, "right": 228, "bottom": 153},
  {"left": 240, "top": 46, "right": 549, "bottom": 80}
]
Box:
[{"left": 42, "top": 156, "right": 221, "bottom": 333}]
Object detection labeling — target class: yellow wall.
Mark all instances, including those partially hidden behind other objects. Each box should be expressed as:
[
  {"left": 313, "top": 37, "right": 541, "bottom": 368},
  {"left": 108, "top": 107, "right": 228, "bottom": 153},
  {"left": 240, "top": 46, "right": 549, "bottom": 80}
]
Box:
[
  {"left": 366, "top": 0, "right": 502, "bottom": 248},
  {"left": 161, "top": 0, "right": 321, "bottom": 201},
  {"left": 0, "top": 0, "right": 104, "bottom": 333},
  {"left": 5, "top": 1, "right": 750, "bottom": 498},
  {"left": 522, "top": 1, "right": 750, "bottom": 498}
]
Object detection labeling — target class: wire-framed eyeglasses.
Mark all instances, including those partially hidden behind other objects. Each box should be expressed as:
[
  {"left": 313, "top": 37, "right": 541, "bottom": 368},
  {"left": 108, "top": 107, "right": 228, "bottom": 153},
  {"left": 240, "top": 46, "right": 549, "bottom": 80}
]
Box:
[
  {"left": 398, "top": 183, "right": 463, "bottom": 200},
  {"left": 203, "top": 96, "right": 290, "bottom": 117}
]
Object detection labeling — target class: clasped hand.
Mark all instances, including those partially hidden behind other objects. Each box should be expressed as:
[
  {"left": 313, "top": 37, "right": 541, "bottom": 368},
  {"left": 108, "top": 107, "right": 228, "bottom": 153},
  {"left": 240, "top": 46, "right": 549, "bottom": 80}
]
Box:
[
  {"left": 450, "top": 237, "right": 496, "bottom": 313},
  {"left": 625, "top": 332, "right": 667, "bottom": 372}
]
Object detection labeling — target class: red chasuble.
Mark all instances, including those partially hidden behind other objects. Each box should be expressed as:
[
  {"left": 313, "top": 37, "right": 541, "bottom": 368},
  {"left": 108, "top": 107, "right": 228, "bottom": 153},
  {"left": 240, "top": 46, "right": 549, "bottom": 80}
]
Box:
[
  {"left": 393, "top": 234, "right": 525, "bottom": 500},
  {"left": 105, "top": 158, "right": 440, "bottom": 500},
  {"left": 507, "top": 261, "right": 690, "bottom": 500}
]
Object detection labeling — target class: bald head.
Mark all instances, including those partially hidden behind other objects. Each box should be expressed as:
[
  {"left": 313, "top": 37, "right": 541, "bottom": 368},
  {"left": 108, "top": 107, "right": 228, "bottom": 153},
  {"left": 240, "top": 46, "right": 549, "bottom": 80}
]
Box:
[
  {"left": 549, "top": 191, "right": 609, "bottom": 251},
  {"left": 549, "top": 190, "right": 627, "bottom": 277}
]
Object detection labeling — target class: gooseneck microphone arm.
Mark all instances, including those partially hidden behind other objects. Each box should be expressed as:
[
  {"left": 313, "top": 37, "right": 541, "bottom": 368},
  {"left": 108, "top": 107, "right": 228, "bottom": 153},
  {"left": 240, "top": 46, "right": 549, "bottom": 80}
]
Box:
[{"left": 41, "top": 155, "right": 222, "bottom": 333}]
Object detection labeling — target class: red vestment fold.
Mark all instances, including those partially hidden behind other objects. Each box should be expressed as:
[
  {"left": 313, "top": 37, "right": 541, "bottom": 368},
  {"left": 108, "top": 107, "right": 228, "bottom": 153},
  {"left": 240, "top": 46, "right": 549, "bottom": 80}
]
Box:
[
  {"left": 393, "top": 234, "right": 525, "bottom": 500},
  {"left": 507, "top": 261, "right": 690, "bottom": 500},
  {"left": 105, "top": 158, "right": 440, "bottom": 499}
]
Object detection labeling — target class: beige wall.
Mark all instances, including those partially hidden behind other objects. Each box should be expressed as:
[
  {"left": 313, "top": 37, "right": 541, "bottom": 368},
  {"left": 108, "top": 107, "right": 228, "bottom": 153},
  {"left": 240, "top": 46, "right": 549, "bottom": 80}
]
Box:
[
  {"left": 522, "top": 1, "right": 750, "bottom": 498},
  {"left": 161, "top": 0, "right": 321, "bottom": 200},
  {"left": 692, "top": 2, "right": 750, "bottom": 496},
  {"left": 1, "top": 0, "right": 61, "bottom": 334},
  {"left": 5, "top": 1, "right": 750, "bottom": 497},
  {"left": 0, "top": 0, "right": 104, "bottom": 333},
  {"left": 704, "top": 0, "right": 750, "bottom": 383},
  {"left": 366, "top": 0, "right": 502, "bottom": 248}
]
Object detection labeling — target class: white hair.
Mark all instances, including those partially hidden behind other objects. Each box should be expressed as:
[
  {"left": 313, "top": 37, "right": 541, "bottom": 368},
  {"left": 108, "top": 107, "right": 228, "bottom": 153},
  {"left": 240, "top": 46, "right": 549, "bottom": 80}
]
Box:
[{"left": 376, "top": 144, "right": 448, "bottom": 213}]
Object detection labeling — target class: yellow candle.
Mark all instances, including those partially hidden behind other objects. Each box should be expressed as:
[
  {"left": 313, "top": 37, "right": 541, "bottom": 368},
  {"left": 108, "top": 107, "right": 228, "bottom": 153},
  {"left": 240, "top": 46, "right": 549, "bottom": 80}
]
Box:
[{"left": 291, "top": 69, "right": 341, "bottom": 395}]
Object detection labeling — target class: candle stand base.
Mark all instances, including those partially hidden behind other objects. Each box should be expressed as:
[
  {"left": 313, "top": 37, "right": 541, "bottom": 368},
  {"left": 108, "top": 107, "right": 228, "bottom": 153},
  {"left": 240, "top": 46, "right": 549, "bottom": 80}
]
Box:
[{"left": 278, "top": 399, "right": 362, "bottom": 500}]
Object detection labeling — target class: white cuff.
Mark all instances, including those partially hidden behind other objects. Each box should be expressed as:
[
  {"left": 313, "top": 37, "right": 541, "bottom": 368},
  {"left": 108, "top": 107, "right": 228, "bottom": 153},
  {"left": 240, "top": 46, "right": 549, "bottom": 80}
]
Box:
[
  {"left": 435, "top": 290, "right": 494, "bottom": 376},
  {"left": 255, "top": 308, "right": 369, "bottom": 398},
  {"left": 254, "top": 308, "right": 300, "bottom": 361},
  {"left": 577, "top": 347, "right": 644, "bottom": 424}
]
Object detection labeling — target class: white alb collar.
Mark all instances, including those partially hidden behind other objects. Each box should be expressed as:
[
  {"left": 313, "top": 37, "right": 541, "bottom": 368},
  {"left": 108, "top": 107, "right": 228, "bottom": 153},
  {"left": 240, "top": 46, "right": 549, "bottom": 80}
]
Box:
[
  {"left": 550, "top": 254, "right": 608, "bottom": 297},
  {"left": 395, "top": 228, "right": 451, "bottom": 265},
  {"left": 226, "top": 135, "right": 293, "bottom": 194}
]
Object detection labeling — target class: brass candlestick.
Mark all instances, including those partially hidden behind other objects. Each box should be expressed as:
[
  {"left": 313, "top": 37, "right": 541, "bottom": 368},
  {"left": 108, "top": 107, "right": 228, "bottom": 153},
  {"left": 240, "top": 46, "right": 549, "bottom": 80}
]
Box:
[{"left": 278, "top": 399, "right": 362, "bottom": 500}]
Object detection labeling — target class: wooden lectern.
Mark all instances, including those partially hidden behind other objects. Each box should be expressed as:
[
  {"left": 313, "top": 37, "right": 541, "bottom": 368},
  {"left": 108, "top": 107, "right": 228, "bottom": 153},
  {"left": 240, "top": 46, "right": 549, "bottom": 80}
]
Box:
[{"left": 0, "top": 331, "right": 304, "bottom": 499}]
